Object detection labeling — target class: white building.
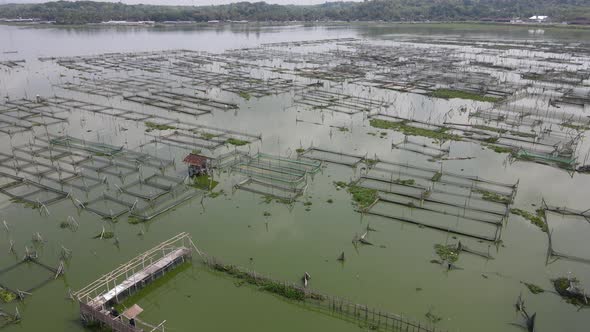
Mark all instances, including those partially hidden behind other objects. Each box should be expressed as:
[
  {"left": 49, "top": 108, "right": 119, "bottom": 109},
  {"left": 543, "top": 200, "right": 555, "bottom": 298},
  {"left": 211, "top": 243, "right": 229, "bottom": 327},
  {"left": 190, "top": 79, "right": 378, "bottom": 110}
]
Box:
[{"left": 529, "top": 15, "right": 548, "bottom": 23}]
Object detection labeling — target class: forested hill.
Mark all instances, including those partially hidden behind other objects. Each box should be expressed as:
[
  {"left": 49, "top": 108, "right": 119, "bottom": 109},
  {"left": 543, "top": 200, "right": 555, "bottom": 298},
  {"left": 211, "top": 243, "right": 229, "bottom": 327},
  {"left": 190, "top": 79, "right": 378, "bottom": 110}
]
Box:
[{"left": 0, "top": 0, "right": 589, "bottom": 25}]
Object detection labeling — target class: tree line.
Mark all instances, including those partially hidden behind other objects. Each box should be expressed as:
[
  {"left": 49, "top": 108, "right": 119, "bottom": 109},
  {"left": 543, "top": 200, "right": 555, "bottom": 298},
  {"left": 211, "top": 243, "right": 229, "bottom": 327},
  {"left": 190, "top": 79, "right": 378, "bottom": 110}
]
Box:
[{"left": 0, "top": 0, "right": 588, "bottom": 25}]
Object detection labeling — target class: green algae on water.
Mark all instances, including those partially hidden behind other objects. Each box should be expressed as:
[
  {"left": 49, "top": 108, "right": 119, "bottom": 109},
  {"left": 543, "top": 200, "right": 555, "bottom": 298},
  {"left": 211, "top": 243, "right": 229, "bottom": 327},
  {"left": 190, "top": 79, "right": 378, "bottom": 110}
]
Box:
[
  {"left": 227, "top": 138, "right": 249, "bottom": 146},
  {"left": 523, "top": 282, "right": 544, "bottom": 294},
  {"left": 0, "top": 287, "right": 17, "bottom": 303},
  {"left": 145, "top": 121, "right": 176, "bottom": 131},
  {"left": 475, "top": 189, "right": 511, "bottom": 204},
  {"left": 510, "top": 208, "right": 547, "bottom": 232},
  {"left": 347, "top": 185, "right": 378, "bottom": 210},
  {"left": 369, "top": 119, "right": 462, "bottom": 141},
  {"left": 430, "top": 89, "right": 501, "bottom": 103},
  {"left": 434, "top": 244, "right": 460, "bottom": 263}
]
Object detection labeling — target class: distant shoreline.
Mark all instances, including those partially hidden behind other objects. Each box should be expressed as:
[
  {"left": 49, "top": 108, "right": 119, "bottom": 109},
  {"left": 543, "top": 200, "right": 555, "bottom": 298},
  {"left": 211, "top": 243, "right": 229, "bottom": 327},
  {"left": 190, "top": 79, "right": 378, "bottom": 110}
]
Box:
[{"left": 1, "top": 20, "right": 589, "bottom": 30}]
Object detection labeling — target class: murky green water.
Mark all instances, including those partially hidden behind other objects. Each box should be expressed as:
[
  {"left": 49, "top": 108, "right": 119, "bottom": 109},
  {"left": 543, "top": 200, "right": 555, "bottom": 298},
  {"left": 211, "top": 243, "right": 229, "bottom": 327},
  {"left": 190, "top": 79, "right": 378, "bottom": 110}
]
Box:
[{"left": 0, "top": 23, "right": 589, "bottom": 332}]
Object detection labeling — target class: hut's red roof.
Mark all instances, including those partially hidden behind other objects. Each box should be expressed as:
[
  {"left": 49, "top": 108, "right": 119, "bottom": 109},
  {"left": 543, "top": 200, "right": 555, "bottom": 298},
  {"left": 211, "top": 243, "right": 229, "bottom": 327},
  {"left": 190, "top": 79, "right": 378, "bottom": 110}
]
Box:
[{"left": 183, "top": 154, "right": 209, "bottom": 166}]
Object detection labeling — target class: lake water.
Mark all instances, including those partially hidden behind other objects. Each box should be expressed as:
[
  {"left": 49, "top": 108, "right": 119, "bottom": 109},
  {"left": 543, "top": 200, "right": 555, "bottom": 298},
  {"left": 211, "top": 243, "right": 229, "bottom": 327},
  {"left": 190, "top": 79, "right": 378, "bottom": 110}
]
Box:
[{"left": 0, "top": 22, "right": 589, "bottom": 332}]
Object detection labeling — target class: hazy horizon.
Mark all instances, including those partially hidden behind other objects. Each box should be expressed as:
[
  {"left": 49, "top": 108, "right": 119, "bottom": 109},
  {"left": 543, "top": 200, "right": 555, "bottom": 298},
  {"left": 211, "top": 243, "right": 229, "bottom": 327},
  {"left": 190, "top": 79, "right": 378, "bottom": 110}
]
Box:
[{"left": 0, "top": 0, "right": 362, "bottom": 5}]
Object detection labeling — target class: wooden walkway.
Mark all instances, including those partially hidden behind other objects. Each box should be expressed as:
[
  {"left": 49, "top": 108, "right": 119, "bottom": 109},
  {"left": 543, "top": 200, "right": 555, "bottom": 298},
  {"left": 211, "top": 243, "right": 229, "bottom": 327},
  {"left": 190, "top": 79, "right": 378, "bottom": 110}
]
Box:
[
  {"left": 90, "top": 247, "right": 191, "bottom": 308},
  {"left": 75, "top": 233, "right": 197, "bottom": 332}
]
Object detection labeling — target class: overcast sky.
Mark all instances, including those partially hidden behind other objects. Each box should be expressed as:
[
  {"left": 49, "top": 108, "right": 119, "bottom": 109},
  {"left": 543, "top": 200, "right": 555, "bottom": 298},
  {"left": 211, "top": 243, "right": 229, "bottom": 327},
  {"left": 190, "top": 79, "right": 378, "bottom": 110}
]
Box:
[{"left": 1, "top": 0, "right": 362, "bottom": 5}]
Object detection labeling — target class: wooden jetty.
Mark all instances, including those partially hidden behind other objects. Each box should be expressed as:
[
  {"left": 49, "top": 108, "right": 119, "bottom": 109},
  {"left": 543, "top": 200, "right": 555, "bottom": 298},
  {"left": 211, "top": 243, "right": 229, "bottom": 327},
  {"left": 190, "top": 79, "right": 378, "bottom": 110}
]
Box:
[{"left": 74, "top": 233, "right": 199, "bottom": 332}]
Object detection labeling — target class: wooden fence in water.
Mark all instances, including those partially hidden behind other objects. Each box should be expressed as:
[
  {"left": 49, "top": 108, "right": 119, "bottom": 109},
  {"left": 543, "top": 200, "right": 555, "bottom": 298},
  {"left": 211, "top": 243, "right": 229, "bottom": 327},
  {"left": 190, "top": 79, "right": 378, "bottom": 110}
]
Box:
[{"left": 202, "top": 256, "right": 446, "bottom": 332}]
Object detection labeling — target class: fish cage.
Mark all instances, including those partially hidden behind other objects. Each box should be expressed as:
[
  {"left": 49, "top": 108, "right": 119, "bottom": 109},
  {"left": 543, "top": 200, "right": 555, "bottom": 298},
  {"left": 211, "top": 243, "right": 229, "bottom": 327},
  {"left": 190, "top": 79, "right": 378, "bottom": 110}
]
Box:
[
  {"left": 75, "top": 157, "right": 138, "bottom": 178},
  {"left": 0, "top": 150, "right": 105, "bottom": 192},
  {"left": 293, "top": 89, "right": 390, "bottom": 115},
  {"left": 124, "top": 90, "right": 237, "bottom": 117},
  {"left": 544, "top": 201, "right": 590, "bottom": 264},
  {"left": 232, "top": 153, "right": 321, "bottom": 201},
  {"left": 208, "top": 151, "right": 250, "bottom": 170},
  {"left": 233, "top": 153, "right": 320, "bottom": 185},
  {"left": 50, "top": 135, "right": 124, "bottom": 157},
  {"left": 299, "top": 147, "right": 366, "bottom": 167},
  {"left": 354, "top": 160, "right": 517, "bottom": 242},
  {"left": 121, "top": 174, "right": 183, "bottom": 201},
  {"left": 0, "top": 171, "right": 68, "bottom": 207},
  {"left": 37, "top": 134, "right": 173, "bottom": 171},
  {"left": 147, "top": 125, "right": 259, "bottom": 152},
  {"left": 129, "top": 183, "right": 203, "bottom": 222},
  {"left": 0, "top": 308, "right": 20, "bottom": 328},
  {"left": 0, "top": 98, "right": 68, "bottom": 134},
  {"left": 57, "top": 75, "right": 179, "bottom": 97},
  {"left": 0, "top": 60, "right": 25, "bottom": 69},
  {"left": 392, "top": 137, "right": 450, "bottom": 159},
  {"left": 83, "top": 193, "right": 135, "bottom": 220},
  {"left": 0, "top": 255, "right": 63, "bottom": 302},
  {"left": 171, "top": 67, "right": 308, "bottom": 98}
]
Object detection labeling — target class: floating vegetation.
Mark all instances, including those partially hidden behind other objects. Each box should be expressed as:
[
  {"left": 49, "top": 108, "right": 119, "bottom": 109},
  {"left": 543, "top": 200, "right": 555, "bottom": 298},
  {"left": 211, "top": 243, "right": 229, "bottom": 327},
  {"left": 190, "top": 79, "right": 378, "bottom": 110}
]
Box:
[
  {"left": 364, "top": 158, "right": 378, "bottom": 167},
  {"left": 473, "top": 125, "right": 508, "bottom": 134},
  {"left": 511, "top": 208, "right": 547, "bottom": 233},
  {"left": 553, "top": 277, "right": 590, "bottom": 307},
  {"left": 0, "top": 287, "right": 16, "bottom": 303},
  {"left": 59, "top": 221, "right": 70, "bottom": 229},
  {"left": 210, "top": 262, "right": 309, "bottom": 301},
  {"left": 337, "top": 126, "right": 349, "bottom": 132},
  {"left": 208, "top": 190, "right": 224, "bottom": 198},
  {"left": 524, "top": 282, "right": 544, "bottom": 295},
  {"left": 561, "top": 122, "right": 590, "bottom": 131},
  {"left": 192, "top": 175, "right": 219, "bottom": 191},
  {"left": 201, "top": 132, "right": 218, "bottom": 140},
  {"left": 369, "top": 119, "right": 462, "bottom": 141},
  {"left": 434, "top": 244, "right": 460, "bottom": 263},
  {"left": 261, "top": 195, "right": 291, "bottom": 205},
  {"left": 347, "top": 185, "right": 378, "bottom": 210},
  {"left": 430, "top": 89, "right": 501, "bottom": 103},
  {"left": 9, "top": 198, "right": 39, "bottom": 210},
  {"left": 394, "top": 178, "right": 415, "bottom": 186},
  {"left": 431, "top": 172, "right": 442, "bottom": 182},
  {"left": 227, "top": 138, "right": 249, "bottom": 146},
  {"left": 303, "top": 201, "right": 312, "bottom": 206},
  {"left": 333, "top": 181, "right": 348, "bottom": 189},
  {"left": 128, "top": 216, "right": 142, "bottom": 224},
  {"left": 327, "top": 199, "right": 333, "bottom": 203},
  {"left": 296, "top": 148, "right": 305, "bottom": 154},
  {"left": 238, "top": 91, "right": 251, "bottom": 100},
  {"left": 485, "top": 144, "right": 513, "bottom": 154},
  {"left": 263, "top": 211, "right": 271, "bottom": 217},
  {"left": 145, "top": 121, "right": 176, "bottom": 131},
  {"left": 475, "top": 189, "right": 511, "bottom": 204}
]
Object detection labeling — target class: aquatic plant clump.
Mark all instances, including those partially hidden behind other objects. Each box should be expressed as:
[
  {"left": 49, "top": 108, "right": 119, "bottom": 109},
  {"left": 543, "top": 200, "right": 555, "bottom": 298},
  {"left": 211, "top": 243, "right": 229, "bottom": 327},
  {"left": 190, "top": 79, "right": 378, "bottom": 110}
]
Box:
[
  {"left": 369, "top": 119, "right": 462, "bottom": 141},
  {"left": 434, "top": 244, "right": 459, "bottom": 263},
  {"left": 484, "top": 144, "right": 514, "bottom": 154},
  {"left": 510, "top": 208, "right": 547, "bottom": 233},
  {"left": 226, "top": 138, "right": 249, "bottom": 146},
  {"left": 210, "top": 262, "right": 310, "bottom": 301},
  {"left": 430, "top": 89, "right": 501, "bottom": 103},
  {"left": 0, "top": 287, "right": 17, "bottom": 303},
  {"left": 553, "top": 277, "right": 590, "bottom": 307},
  {"left": 524, "top": 282, "right": 544, "bottom": 294},
  {"left": 145, "top": 121, "right": 176, "bottom": 131},
  {"left": 347, "top": 185, "right": 378, "bottom": 210},
  {"left": 191, "top": 175, "right": 219, "bottom": 191},
  {"left": 238, "top": 91, "right": 251, "bottom": 100},
  {"left": 475, "top": 189, "right": 511, "bottom": 204}
]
